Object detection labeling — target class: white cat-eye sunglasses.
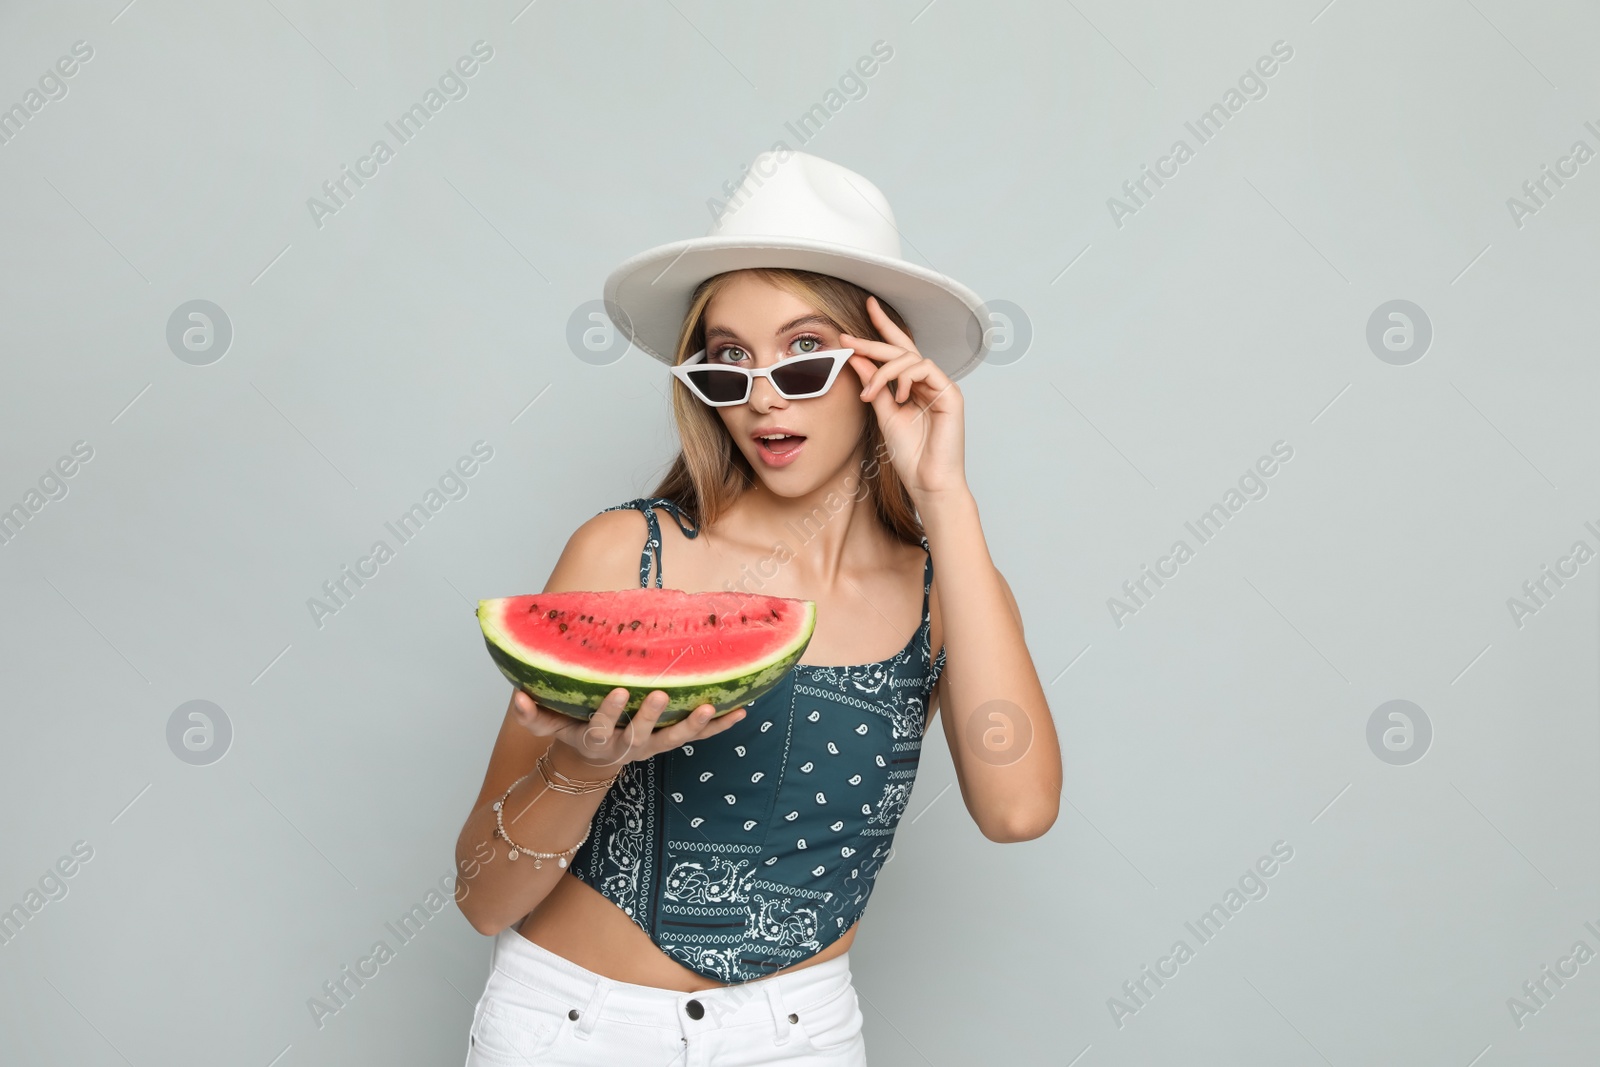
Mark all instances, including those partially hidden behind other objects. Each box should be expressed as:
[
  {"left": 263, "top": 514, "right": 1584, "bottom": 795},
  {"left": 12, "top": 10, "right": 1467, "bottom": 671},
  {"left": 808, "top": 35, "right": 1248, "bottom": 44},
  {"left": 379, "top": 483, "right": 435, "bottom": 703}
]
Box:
[{"left": 670, "top": 348, "right": 855, "bottom": 407}]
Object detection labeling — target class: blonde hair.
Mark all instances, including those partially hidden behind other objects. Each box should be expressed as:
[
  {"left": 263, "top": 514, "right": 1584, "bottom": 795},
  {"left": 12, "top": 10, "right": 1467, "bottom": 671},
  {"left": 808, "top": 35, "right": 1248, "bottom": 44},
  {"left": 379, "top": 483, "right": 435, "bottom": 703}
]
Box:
[{"left": 646, "top": 267, "right": 926, "bottom": 545}]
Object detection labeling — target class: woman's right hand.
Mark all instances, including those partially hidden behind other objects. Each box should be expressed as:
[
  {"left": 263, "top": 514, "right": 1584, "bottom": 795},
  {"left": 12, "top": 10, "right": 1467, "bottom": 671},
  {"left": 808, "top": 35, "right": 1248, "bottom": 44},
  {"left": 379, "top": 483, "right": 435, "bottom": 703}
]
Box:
[{"left": 510, "top": 688, "right": 746, "bottom": 772}]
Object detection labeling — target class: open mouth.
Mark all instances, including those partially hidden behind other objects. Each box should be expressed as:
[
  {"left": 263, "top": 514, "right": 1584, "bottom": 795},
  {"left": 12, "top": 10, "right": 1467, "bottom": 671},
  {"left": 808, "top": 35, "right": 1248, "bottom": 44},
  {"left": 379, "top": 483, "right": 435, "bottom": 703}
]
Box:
[{"left": 756, "top": 434, "right": 806, "bottom": 456}]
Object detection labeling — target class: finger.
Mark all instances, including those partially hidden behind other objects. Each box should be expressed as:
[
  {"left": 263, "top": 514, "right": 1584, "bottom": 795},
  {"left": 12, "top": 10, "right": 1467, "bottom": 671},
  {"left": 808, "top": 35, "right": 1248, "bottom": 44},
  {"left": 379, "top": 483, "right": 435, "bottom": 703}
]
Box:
[
  {"left": 863, "top": 295, "right": 919, "bottom": 351},
  {"left": 869, "top": 374, "right": 942, "bottom": 443},
  {"left": 514, "top": 692, "right": 562, "bottom": 738},
  {"left": 884, "top": 359, "right": 951, "bottom": 408},
  {"left": 838, "top": 333, "right": 904, "bottom": 362},
  {"left": 859, "top": 354, "right": 924, "bottom": 401},
  {"left": 652, "top": 702, "right": 720, "bottom": 750},
  {"left": 847, "top": 354, "right": 878, "bottom": 390},
  {"left": 894, "top": 360, "right": 938, "bottom": 403},
  {"left": 697, "top": 706, "right": 748, "bottom": 737},
  {"left": 882, "top": 359, "right": 931, "bottom": 404},
  {"left": 575, "top": 697, "right": 641, "bottom": 772},
  {"left": 622, "top": 691, "right": 671, "bottom": 758},
  {"left": 864, "top": 351, "right": 915, "bottom": 395},
  {"left": 591, "top": 688, "right": 627, "bottom": 734},
  {"left": 511, "top": 689, "right": 537, "bottom": 725},
  {"left": 577, "top": 688, "right": 628, "bottom": 759}
]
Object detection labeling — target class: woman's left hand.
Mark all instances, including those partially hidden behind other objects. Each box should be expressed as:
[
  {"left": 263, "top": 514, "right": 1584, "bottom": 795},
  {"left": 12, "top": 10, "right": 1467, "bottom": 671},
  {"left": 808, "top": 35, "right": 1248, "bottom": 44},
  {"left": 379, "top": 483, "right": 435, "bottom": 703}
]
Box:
[{"left": 841, "top": 295, "right": 967, "bottom": 499}]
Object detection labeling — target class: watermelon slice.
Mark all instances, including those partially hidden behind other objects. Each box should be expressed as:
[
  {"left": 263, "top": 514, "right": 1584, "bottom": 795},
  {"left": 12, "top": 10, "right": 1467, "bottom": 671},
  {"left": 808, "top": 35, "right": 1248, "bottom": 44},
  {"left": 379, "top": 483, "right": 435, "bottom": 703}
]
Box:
[{"left": 477, "top": 588, "right": 816, "bottom": 728}]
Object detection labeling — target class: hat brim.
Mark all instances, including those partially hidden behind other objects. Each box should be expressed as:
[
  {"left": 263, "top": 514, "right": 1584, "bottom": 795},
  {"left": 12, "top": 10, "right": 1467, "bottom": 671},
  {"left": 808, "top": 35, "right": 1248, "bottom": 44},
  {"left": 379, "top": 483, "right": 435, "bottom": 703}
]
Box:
[{"left": 602, "top": 235, "right": 990, "bottom": 383}]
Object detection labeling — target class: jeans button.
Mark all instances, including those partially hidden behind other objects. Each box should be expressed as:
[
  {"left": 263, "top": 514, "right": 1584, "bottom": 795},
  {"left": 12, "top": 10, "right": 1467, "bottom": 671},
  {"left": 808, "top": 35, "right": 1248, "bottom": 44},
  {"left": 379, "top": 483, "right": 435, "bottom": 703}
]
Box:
[{"left": 685, "top": 998, "right": 705, "bottom": 1019}]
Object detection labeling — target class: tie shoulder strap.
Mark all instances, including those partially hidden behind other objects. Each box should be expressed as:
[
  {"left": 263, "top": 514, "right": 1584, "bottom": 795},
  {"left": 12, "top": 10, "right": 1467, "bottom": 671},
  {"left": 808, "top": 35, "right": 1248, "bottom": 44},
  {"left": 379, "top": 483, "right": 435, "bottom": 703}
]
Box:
[
  {"left": 919, "top": 534, "right": 942, "bottom": 675},
  {"left": 597, "top": 497, "right": 700, "bottom": 588},
  {"left": 918, "top": 535, "right": 933, "bottom": 612}
]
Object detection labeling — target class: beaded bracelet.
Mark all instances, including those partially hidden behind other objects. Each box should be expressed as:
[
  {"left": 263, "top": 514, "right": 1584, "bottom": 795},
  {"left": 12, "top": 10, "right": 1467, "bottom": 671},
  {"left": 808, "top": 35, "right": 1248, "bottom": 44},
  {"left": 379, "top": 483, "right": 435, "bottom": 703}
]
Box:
[
  {"left": 492, "top": 773, "right": 589, "bottom": 867},
  {"left": 490, "top": 749, "right": 619, "bottom": 868}
]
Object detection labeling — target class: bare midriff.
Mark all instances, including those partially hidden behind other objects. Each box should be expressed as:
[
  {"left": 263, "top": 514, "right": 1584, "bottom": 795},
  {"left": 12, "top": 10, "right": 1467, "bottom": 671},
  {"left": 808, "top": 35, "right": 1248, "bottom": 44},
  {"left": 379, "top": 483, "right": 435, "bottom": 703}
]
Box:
[{"left": 516, "top": 872, "right": 860, "bottom": 991}]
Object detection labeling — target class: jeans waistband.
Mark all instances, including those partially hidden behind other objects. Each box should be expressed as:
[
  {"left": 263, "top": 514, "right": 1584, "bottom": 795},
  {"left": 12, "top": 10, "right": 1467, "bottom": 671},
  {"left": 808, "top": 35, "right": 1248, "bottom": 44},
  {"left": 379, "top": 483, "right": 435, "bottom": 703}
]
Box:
[{"left": 488, "top": 927, "right": 855, "bottom": 1043}]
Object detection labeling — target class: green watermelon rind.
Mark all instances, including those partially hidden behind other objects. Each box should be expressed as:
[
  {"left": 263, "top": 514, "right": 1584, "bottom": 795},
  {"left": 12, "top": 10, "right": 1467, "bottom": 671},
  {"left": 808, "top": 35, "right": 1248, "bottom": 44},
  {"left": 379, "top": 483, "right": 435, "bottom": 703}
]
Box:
[{"left": 477, "top": 596, "right": 816, "bottom": 729}]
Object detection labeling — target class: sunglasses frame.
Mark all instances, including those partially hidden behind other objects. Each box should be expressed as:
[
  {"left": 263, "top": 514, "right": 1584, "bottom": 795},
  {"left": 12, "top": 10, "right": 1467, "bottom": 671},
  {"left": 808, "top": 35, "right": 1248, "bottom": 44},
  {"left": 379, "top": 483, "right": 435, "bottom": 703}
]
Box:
[{"left": 670, "top": 347, "right": 856, "bottom": 407}]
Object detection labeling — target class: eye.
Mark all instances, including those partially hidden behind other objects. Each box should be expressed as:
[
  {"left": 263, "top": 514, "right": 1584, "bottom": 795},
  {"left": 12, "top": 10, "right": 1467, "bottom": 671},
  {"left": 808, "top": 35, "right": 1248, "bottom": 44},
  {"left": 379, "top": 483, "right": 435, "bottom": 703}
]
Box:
[
  {"left": 709, "top": 345, "right": 748, "bottom": 364},
  {"left": 789, "top": 334, "right": 824, "bottom": 357}
]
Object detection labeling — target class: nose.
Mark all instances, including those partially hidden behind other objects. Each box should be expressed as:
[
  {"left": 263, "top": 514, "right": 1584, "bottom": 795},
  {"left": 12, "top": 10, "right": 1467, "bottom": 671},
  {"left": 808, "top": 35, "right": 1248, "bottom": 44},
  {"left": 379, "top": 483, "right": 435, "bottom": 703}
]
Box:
[{"left": 748, "top": 370, "right": 786, "bottom": 411}]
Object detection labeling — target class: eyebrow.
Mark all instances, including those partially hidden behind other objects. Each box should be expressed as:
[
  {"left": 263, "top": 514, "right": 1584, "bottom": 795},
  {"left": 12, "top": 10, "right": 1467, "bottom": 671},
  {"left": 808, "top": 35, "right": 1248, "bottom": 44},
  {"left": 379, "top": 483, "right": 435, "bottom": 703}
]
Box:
[{"left": 703, "top": 314, "right": 836, "bottom": 345}]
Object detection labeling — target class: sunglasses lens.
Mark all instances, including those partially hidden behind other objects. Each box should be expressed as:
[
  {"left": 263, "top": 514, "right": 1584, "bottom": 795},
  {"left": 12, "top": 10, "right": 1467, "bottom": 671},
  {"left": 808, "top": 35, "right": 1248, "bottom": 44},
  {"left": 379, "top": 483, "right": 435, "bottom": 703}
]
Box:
[
  {"left": 684, "top": 368, "right": 748, "bottom": 404},
  {"left": 771, "top": 354, "right": 836, "bottom": 397}
]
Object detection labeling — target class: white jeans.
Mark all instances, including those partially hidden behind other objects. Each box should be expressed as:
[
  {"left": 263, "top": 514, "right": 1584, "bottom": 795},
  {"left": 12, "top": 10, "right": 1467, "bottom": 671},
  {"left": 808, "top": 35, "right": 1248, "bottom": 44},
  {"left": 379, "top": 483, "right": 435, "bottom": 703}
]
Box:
[{"left": 463, "top": 927, "right": 870, "bottom": 1066}]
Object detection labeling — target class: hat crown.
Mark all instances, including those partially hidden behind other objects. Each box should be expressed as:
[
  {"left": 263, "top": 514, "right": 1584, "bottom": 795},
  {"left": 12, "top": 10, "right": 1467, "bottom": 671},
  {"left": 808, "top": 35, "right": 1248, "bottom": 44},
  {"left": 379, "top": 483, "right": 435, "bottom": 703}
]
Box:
[{"left": 709, "top": 151, "right": 903, "bottom": 260}]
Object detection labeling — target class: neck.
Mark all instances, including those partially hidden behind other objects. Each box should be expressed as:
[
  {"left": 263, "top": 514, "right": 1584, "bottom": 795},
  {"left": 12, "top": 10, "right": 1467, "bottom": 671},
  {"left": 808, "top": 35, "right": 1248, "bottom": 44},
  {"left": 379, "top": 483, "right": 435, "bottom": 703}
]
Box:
[{"left": 727, "top": 472, "right": 893, "bottom": 581}]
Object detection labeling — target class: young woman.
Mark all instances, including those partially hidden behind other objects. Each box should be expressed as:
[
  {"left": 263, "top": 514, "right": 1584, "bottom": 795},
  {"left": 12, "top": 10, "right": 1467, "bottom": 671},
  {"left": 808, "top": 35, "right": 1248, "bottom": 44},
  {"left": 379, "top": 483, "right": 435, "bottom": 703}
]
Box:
[{"left": 455, "top": 152, "right": 1059, "bottom": 1066}]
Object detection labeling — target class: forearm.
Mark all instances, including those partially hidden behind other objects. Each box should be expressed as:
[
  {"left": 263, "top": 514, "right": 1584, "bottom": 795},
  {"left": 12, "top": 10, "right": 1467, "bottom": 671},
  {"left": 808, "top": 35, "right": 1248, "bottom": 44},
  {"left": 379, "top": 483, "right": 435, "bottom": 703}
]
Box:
[
  {"left": 917, "top": 486, "right": 1061, "bottom": 841},
  {"left": 454, "top": 742, "right": 617, "bottom": 935}
]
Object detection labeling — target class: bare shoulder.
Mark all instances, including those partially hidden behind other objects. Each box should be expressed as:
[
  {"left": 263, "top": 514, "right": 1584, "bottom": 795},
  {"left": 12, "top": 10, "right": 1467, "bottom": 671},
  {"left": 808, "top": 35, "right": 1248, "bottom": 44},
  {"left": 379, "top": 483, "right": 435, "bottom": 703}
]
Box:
[
  {"left": 465, "top": 508, "right": 646, "bottom": 816},
  {"left": 544, "top": 506, "right": 652, "bottom": 593}
]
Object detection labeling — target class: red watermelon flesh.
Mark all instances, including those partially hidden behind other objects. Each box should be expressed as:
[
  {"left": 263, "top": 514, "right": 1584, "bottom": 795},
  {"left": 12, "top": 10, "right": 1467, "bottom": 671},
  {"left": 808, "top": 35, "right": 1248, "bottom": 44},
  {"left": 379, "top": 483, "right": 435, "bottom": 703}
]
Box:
[{"left": 478, "top": 588, "right": 816, "bottom": 728}]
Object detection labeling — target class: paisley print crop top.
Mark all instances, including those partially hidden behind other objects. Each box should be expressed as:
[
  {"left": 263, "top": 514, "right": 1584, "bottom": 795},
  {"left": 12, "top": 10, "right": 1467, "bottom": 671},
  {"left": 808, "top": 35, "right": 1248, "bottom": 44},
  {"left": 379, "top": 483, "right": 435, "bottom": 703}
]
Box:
[{"left": 563, "top": 497, "right": 947, "bottom": 984}]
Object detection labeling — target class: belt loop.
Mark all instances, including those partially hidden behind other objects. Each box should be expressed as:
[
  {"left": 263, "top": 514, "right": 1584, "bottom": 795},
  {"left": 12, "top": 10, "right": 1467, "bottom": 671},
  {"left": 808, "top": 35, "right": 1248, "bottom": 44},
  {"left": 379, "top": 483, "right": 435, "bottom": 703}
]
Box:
[
  {"left": 761, "top": 978, "right": 792, "bottom": 1045},
  {"left": 572, "top": 977, "right": 610, "bottom": 1040}
]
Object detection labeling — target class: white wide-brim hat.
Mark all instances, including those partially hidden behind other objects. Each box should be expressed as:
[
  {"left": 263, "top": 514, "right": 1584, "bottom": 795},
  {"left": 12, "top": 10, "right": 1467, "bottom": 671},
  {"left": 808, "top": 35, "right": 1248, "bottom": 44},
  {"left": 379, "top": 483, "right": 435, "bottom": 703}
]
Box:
[{"left": 603, "top": 150, "right": 990, "bottom": 382}]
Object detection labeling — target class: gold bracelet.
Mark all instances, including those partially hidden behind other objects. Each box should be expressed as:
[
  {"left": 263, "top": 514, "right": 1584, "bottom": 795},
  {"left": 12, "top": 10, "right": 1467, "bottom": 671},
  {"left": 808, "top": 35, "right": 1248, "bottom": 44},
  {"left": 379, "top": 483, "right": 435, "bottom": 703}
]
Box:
[
  {"left": 537, "top": 745, "right": 620, "bottom": 794},
  {"left": 491, "top": 772, "right": 593, "bottom": 868}
]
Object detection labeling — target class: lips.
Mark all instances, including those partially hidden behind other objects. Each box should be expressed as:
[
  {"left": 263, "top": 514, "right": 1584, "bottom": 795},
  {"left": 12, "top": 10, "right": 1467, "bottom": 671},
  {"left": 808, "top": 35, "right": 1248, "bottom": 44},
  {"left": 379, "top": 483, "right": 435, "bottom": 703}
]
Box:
[
  {"left": 752, "top": 427, "right": 807, "bottom": 466},
  {"left": 758, "top": 435, "right": 804, "bottom": 455},
  {"left": 752, "top": 428, "right": 806, "bottom": 448}
]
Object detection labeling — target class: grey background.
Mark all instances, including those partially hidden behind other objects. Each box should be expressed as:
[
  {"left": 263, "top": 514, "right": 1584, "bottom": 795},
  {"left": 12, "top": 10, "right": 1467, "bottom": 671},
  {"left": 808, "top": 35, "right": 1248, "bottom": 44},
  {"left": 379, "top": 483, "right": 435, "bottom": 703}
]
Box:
[{"left": 1, "top": 0, "right": 1596, "bottom": 1064}]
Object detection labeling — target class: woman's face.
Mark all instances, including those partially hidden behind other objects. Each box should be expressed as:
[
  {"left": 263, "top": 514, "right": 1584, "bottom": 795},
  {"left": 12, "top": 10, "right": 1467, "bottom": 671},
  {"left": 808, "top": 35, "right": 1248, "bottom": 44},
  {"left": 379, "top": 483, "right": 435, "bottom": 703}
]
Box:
[{"left": 699, "top": 272, "right": 869, "bottom": 495}]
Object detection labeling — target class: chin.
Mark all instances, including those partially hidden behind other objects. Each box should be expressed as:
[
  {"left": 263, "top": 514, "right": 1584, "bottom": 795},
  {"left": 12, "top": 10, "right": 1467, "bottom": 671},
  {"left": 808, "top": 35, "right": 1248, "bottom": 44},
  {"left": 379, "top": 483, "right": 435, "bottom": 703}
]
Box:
[{"left": 746, "top": 452, "right": 852, "bottom": 499}]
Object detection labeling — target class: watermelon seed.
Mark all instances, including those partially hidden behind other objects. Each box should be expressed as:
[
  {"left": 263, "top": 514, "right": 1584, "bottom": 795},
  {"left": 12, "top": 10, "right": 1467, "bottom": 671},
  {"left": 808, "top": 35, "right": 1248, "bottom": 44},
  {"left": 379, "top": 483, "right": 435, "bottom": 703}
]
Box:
[
  {"left": 547, "top": 610, "right": 558, "bottom": 619},
  {"left": 629, "top": 620, "right": 642, "bottom": 630},
  {"left": 708, "top": 613, "right": 717, "bottom": 626}
]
